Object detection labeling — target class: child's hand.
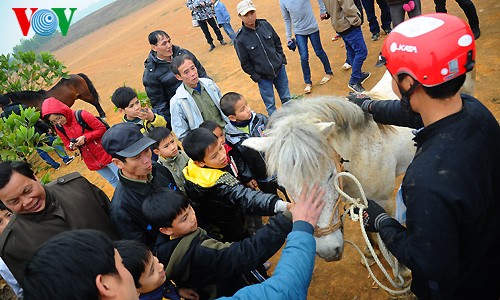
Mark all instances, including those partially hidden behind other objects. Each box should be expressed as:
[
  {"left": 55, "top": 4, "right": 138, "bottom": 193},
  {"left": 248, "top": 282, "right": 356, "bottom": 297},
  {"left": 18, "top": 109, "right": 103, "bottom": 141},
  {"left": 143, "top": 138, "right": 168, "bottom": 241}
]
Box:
[
  {"left": 246, "top": 179, "right": 258, "bottom": 189},
  {"left": 137, "top": 107, "right": 155, "bottom": 121},
  {"left": 178, "top": 288, "right": 199, "bottom": 300},
  {"left": 290, "top": 184, "right": 325, "bottom": 227}
]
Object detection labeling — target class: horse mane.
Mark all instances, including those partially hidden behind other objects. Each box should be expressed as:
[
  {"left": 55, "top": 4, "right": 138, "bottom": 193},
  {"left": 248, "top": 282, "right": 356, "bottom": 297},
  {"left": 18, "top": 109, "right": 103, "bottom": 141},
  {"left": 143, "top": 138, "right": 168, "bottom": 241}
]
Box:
[
  {"left": 263, "top": 96, "right": 393, "bottom": 189},
  {"left": 5, "top": 90, "right": 47, "bottom": 103}
]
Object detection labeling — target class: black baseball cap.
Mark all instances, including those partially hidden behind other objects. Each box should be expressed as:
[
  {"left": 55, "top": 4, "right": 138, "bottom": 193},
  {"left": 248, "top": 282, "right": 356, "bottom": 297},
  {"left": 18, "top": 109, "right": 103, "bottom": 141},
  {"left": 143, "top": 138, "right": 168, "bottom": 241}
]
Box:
[{"left": 102, "top": 122, "right": 155, "bottom": 157}]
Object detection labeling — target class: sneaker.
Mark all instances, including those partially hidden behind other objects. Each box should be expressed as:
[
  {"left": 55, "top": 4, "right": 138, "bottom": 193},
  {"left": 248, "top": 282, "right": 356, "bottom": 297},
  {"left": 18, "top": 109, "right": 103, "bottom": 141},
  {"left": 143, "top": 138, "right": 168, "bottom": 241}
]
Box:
[
  {"left": 220, "top": 40, "right": 227, "bottom": 45},
  {"left": 332, "top": 34, "right": 341, "bottom": 41},
  {"left": 348, "top": 82, "right": 366, "bottom": 93},
  {"left": 208, "top": 43, "right": 216, "bottom": 52},
  {"left": 371, "top": 32, "right": 380, "bottom": 41},
  {"left": 472, "top": 28, "right": 480, "bottom": 40},
  {"left": 342, "top": 62, "right": 351, "bottom": 70},
  {"left": 360, "top": 72, "right": 371, "bottom": 84},
  {"left": 53, "top": 163, "right": 61, "bottom": 170},
  {"left": 229, "top": 40, "right": 234, "bottom": 46},
  {"left": 383, "top": 28, "right": 392, "bottom": 35},
  {"left": 304, "top": 84, "right": 312, "bottom": 94},
  {"left": 64, "top": 156, "right": 75, "bottom": 165}
]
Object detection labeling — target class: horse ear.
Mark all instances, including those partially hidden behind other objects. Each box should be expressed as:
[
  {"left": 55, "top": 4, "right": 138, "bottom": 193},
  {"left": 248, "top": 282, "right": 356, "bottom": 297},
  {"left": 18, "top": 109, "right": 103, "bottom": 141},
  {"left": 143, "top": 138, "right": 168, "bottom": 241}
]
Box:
[
  {"left": 242, "top": 137, "right": 271, "bottom": 152},
  {"left": 315, "top": 122, "right": 336, "bottom": 135}
]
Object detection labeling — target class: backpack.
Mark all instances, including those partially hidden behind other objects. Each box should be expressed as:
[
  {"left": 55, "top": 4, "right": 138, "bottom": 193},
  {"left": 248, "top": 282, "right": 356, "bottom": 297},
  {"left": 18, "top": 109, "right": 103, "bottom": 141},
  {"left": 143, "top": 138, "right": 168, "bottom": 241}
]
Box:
[{"left": 56, "top": 110, "right": 109, "bottom": 138}]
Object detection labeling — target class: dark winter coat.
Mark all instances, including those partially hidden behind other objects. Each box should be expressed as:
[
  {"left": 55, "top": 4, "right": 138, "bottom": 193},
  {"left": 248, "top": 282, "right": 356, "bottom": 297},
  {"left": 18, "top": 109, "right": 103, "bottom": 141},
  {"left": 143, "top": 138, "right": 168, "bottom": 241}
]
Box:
[
  {"left": 142, "top": 45, "right": 208, "bottom": 122},
  {"left": 370, "top": 95, "right": 500, "bottom": 299},
  {"left": 234, "top": 19, "right": 287, "bottom": 82},
  {"left": 182, "top": 160, "right": 279, "bottom": 242},
  {"left": 111, "top": 162, "right": 177, "bottom": 248},
  {"left": 225, "top": 112, "right": 268, "bottom": 180},
  {"left": 153, "top": 211, "right": 292, "bottom": 299}
]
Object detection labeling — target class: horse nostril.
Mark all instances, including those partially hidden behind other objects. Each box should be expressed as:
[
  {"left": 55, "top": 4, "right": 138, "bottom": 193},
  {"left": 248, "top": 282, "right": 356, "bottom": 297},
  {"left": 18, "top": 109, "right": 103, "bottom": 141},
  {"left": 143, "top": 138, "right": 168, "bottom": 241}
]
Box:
[{"left": 334, "top": 249, "right": 344, "bottom": 261}]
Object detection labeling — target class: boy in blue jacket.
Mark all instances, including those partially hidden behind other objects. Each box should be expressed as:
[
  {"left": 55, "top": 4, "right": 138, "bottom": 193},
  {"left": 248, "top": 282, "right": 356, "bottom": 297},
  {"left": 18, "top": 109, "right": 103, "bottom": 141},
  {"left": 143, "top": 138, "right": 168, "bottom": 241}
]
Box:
[
  {"left": 211, "top": 0, "right": 237, "bottom": 45},
  {"left": 220, "top": 92, "right": 279, "bottom": 195}
]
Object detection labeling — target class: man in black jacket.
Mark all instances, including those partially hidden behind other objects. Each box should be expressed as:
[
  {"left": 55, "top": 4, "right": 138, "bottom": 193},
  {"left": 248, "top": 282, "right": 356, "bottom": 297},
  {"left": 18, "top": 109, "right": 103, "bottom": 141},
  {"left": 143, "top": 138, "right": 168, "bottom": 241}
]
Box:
[
  {"left": 102, "top": 122, "right": 178, "bottom": 248},
  {"left": 233, "top": 0, "right": 291, "bottom": 116},
  {"left": 348, "top": 14, "right": 500, "bottom": 299},
  {"left": 142, "top": 30, "right": 209, "bottom": 126}
]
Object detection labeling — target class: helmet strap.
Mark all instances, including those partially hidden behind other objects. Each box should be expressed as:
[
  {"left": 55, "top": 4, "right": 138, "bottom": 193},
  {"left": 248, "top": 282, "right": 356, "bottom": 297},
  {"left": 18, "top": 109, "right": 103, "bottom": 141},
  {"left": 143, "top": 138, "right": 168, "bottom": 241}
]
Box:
[
  {"left": 397, "top": 79, "right": 421, "bottom": 119},
  {"left": 464, "top": 50, "right": 475, "bottom": 72}
]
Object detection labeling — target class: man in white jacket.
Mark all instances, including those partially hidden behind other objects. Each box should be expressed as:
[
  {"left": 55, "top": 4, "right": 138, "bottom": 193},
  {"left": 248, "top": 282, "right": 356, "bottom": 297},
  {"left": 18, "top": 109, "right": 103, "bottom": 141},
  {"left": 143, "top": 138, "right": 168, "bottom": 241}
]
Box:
[{"left": 170, "top": 54, "right": 229, "bottom": 140}]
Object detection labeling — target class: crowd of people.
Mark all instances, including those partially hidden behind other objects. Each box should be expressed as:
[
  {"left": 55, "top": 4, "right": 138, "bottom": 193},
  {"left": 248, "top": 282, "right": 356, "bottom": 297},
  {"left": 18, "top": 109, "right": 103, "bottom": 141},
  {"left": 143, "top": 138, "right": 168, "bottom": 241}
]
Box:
[{"left": 0, "top": 0, "right": 498, "bottom": 300}]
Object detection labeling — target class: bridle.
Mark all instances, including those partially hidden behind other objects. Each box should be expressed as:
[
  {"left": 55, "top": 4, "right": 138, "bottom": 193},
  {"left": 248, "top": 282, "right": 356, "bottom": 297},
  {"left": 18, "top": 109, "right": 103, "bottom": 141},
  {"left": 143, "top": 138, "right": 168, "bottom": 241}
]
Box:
[{"left": 313, "top": 153, "right": 346, "bottom": 237}]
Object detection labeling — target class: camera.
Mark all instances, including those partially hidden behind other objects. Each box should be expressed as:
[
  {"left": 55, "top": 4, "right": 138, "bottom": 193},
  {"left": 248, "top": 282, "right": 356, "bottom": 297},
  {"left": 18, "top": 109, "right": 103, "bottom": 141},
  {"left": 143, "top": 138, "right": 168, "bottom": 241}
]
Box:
[{"left": 70, "top": 138, "right": 77, "bottom": 148}]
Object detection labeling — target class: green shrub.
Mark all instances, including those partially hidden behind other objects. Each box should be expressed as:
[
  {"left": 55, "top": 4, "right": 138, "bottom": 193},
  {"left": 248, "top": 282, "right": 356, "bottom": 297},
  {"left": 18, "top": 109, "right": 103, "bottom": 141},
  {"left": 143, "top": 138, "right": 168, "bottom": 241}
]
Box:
[
  {"left": 0, "top": 51, "right": 68, "bottom": 93},
  {"left": 0, "top": 105, "right": 54, "bottom": 177}
]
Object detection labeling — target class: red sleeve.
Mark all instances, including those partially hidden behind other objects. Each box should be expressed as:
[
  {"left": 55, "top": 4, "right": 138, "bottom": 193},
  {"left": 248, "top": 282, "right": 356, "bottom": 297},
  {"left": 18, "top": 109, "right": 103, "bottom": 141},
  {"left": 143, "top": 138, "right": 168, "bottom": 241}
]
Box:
[{"left": 79, "top": 110, "right": 107, "bottom": 141}]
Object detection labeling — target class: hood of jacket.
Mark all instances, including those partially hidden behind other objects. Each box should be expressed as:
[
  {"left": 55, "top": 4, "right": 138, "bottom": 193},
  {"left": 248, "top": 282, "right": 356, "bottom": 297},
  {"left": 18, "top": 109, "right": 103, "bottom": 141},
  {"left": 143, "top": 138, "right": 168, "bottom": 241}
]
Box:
[
  {"left": 183, "top": 159, "right": 225, "bottom": 188},
  {"left": 41, "top": 97, "right": 74, "bottom": 122}
]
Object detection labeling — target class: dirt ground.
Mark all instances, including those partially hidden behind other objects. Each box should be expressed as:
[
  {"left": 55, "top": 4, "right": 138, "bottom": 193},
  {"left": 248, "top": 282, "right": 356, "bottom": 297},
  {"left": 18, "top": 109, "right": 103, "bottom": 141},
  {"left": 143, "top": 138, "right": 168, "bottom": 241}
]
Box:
[{"left": 32, "top": 0, "right": 499, "bottom": 299}]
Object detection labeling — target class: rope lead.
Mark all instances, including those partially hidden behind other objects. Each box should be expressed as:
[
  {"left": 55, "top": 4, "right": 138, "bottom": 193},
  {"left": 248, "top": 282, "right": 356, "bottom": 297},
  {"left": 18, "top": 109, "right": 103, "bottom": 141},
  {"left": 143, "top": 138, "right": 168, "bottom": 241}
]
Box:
[{"left": 334, "top": 172, "right": 411, "bottom": 296}]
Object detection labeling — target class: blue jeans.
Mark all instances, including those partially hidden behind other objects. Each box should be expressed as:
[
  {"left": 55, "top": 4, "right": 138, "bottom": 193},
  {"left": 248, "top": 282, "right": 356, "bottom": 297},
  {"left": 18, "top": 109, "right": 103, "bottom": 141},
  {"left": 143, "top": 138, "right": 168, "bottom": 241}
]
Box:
[
  {"left": 295, "top": 30, "right": 333, "bottom": 85},
  {"left": 361, "top": 0, "right": 392, "bottom": 34},
  {"left": 342, "top": 27, "right": 368, "bottom": 85},
  {"left": 389, "top": 0, "right": 421, "bottom": 27},
  {"left": 37, "top": 135, "right": 70, "bottom": 169},
  {"left": 257, "top": 65, "right": 291, "bottom": 116},
  {"left": 221, "top": 22, "right": 236, "bottom": 41},
  {"left": 96, "top": 162, "right": 119, "bottom": 188}
]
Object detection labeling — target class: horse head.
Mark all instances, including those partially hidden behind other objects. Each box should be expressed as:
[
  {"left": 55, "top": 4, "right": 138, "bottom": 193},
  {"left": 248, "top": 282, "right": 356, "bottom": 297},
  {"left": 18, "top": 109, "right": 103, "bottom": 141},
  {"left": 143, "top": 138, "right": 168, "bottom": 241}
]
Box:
[{"left": 244, "top": 110, "right": 346, "bottom": 261}]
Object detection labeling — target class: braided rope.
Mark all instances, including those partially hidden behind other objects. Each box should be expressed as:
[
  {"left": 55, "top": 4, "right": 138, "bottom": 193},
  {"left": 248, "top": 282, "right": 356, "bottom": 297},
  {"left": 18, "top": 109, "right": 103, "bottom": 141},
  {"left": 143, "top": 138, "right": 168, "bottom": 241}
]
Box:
[{"left": 334, "top": 172, "right": 411, "bottom": 295}]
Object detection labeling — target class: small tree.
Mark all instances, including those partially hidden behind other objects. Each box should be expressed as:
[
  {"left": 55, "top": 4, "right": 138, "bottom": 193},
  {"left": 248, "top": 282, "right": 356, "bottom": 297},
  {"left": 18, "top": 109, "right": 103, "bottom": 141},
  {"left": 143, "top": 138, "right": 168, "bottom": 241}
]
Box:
[
  {"left": 0, "top": 51, "right": 68, "bottom": 93},
  {"left": 0, "top": 105, "right": 55, "bottom": 177}
]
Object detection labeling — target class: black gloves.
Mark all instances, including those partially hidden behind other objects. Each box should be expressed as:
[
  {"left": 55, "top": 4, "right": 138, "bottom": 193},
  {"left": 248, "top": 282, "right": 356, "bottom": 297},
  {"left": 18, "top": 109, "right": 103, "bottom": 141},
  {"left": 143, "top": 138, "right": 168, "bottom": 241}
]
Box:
[
  {"left": 287, "top": 38, "right": 297, "bottom": 51},
  {"left": 347, "top": 92, "right": 373, "bottom": 113},
  {"left": 359, "top": 200, "right": 390, "bottom": 232}
]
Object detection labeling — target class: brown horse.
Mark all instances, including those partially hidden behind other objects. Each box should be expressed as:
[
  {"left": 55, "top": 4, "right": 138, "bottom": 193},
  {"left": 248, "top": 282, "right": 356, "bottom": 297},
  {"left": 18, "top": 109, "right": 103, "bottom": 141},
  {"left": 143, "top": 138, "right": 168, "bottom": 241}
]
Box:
[{"left": 1, "top": 73, "right": 106, "bottom": 118}]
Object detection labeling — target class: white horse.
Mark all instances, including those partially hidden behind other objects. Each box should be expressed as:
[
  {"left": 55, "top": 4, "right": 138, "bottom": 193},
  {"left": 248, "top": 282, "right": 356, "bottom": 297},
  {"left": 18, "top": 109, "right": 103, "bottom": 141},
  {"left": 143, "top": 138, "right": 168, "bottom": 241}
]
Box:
[
  {"left": 243, "top": 94, "right": 416, "bottom": 262},
  {"left": 243, "top": 68, "right": 476, "bottom": 262}
]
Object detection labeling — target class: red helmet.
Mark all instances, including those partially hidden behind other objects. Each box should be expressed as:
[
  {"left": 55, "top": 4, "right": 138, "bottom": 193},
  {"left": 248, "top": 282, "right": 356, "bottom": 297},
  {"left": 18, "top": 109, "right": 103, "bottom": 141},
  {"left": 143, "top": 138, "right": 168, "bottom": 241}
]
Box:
[{"left": 378, "top": 13, "right": 475, "bottom": 87}]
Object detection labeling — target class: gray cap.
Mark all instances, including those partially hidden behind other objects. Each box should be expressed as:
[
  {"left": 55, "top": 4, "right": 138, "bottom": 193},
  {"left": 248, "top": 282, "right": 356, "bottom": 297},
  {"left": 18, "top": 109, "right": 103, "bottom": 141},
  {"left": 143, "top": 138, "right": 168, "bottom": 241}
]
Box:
[{"left": 102, "top": 122, "right": 155, "bottom": 157}]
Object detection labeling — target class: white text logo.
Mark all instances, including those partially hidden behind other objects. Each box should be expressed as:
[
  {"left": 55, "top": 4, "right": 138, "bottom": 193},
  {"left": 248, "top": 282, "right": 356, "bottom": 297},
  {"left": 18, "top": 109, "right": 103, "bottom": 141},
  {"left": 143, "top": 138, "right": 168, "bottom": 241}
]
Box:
[{"left": 390, "top": 42, "right": 418, "bottom": 53}]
